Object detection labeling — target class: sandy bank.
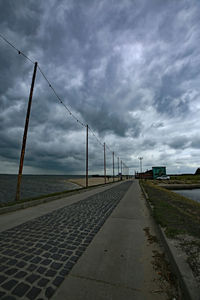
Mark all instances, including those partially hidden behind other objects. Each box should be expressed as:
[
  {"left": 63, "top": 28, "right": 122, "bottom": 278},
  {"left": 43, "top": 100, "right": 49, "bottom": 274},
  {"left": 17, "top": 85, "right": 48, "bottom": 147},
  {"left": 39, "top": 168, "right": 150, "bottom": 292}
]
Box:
[{"left": 68, "top": 177, "right": 118, "bottom": 188}]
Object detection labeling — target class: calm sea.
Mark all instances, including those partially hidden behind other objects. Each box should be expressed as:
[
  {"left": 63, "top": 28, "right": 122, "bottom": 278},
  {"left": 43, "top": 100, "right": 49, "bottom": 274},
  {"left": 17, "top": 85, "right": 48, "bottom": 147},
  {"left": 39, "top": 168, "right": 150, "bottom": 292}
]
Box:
[
  {"left": 173, "top": 189, "right": 200, "bottom": 203},
  {"left": 0, "top": 174, "right": 85, "bottom": 203}
]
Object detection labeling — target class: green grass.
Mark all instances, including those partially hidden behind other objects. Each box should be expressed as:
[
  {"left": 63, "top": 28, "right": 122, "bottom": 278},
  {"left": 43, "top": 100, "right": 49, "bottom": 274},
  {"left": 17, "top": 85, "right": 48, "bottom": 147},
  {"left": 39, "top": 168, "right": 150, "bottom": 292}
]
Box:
[
  {"left": 141, "top": 180, "right": 200, "bottom": 238},
  {"left": 170, "top": 174, "right": 200, "bottom": 183}
]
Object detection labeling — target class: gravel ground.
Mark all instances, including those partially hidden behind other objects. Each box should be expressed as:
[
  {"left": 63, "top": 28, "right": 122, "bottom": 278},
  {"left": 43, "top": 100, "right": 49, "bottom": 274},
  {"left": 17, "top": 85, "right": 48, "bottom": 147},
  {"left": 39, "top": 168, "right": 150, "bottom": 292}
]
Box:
[
  {"left": 0, "top": 181, "right": 132, "bottom": 299},
  {"left": 176, "top": 235, "right": 200, "bottom": 285}
]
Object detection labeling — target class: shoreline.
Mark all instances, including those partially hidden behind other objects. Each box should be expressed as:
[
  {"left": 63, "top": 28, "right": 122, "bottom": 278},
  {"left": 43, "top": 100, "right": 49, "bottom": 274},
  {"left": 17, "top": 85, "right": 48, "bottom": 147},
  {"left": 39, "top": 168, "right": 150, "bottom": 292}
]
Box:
[{"left": 68, "top": 177, "right": 118, "bottom": 188}]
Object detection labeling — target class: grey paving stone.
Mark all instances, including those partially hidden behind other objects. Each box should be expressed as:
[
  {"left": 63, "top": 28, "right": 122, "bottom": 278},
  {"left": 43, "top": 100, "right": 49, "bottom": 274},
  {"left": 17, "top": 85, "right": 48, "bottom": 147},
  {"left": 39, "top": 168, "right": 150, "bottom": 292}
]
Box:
[
  {"left": 14, "top": 271, "right": 27, "bottom": 279},
  {"left": 52, "top": 276, "right": 65, "bottom": 287},
  {"left": 51, "top": 262, "right": 62, "bottom": 270},
  {"left": 26, "top": 274, "right": 40, "bottom": 284},
  {"left": 2, "top": 296, "right": 17, "bottom": 300},
  {"left": 30, "top": 256, "right": 42, "bottom": 264},
  {"left": 6, "top": 259, "right": 17, "bottom": 266},
  {"left": 26, "top": 286, "right": 41, "bottom": 300},
  {"left": 16, "top": 261, "right": 27, "bottom": 268},
  {"left": 45, "top": 286, "right": 55, "bottom": 298},
  {"left": 0, "top": 181, "right": 132, "bottom": 299},
  {"left": 5, "top": 268, "right": 18, "bottom": 275},
  {"left": 41, "top": 259, "right": 52, "bottom": 266},
  {"left": 0, "top": 275, "right": 7, "bottom": 284},
  {"left": 0, "top": 290, "right": 6, "bottom": 298},
  {"left": 45, "top": 269, "right": 57, "bottom": 277},
  {"left": 37, "top": 278, "right": 49, "bottom": 287},
  {"left": 1, "top": 279, "right": 18, "bottom": 290},
  {"left": 37, "top": 266, "right": 47, "bottom": 274},
  {"left": 26, "top": 264, "right": 37, "bottom": 272},
  {"left": 59, "top": 268, "right": 70, "bottom": 276},
  {"left": 12, "top": 282, "right": 30, "bottom": 297}
]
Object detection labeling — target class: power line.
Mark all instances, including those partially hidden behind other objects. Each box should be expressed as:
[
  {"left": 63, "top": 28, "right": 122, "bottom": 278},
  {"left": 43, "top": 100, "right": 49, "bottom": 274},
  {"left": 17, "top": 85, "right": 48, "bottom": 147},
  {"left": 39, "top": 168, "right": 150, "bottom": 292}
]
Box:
[
  {"left": 0, "top": 33, "right": 129, "bottom": 169},
  {"left": 0, "top": 33, "right": 35, "bottom": 64},
  {"left": 38, "top": 66, "right": 86, "bottom": 128}
]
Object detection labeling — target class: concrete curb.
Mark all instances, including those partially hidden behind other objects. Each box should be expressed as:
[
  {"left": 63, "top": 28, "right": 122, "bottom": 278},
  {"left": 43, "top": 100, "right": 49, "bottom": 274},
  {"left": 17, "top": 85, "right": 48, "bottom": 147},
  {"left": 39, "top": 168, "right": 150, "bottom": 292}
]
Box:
[
  {"left": 140, "top": 181, "right": 200, "bottom": 300},
  {"left": 0, "top": 192, "right": 78, "bottom": 215}
]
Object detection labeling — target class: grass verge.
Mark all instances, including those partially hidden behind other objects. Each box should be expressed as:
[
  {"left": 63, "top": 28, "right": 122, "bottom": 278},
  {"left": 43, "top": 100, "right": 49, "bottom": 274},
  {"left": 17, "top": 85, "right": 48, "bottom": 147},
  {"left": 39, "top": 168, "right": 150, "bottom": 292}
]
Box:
[{"left": 140, "top": 180, "right": 200, "bottom": 238}]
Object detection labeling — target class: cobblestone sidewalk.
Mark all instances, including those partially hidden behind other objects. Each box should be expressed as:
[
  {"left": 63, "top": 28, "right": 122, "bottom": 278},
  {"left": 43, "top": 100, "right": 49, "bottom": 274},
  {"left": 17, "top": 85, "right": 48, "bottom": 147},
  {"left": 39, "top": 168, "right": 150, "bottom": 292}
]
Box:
[{"left": 0, "top": 181, "right": 132, "bottom": 299}]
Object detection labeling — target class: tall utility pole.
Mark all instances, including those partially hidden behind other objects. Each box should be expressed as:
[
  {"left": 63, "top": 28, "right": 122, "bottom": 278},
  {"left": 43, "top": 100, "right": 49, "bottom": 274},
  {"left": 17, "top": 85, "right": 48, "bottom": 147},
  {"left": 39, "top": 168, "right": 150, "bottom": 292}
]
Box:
[
  {"left": 118, "top": 157, "right": 119, "bottom": 181},
  {"left": 112, "top": 152, "right": 115, "bottom": 182},
  {"left": 138, "top": 157, "right": 143, "bottom": 178},
  {"left": 121, "top": 160, "right": 123, "bottom": 180},
  {"left": 15, "top": 62, "right": 38, "bottom": 202},
  {"left": 104, "top": 143, "right": 106, "bottom": 184},
  {"left": 86, "top": 124, "right": 89, "bottom": 188}
]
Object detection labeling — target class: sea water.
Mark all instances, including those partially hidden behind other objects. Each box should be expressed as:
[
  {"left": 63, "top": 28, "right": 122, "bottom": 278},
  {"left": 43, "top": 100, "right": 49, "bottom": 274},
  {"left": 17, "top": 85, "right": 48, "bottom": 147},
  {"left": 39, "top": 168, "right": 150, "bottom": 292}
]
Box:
[
  {"left": 173, "top": 189, "right": 200, "bottom": 203},
  {"left": 0, "top": 174, "right": 84, "bottom": 203}
]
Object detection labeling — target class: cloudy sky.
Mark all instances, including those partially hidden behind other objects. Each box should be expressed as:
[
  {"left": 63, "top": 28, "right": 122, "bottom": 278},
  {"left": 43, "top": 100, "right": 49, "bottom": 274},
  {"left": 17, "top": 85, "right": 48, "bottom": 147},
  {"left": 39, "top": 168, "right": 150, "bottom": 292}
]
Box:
[{"left": 0, "top": 0, "right": 200, "bottom": 175}]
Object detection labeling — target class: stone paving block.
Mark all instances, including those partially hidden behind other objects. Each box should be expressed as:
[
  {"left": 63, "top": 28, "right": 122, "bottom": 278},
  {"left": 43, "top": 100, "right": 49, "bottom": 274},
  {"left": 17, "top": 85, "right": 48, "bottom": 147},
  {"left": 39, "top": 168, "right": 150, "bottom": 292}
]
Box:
[
  {"left": 37, "top": 278, "right": 49, "bottom": 287},
  {"left": 0, "top": 275, "right": 7, "bottom": 284},
  {"left": 0, "top": 181, "right": 132, "bottom": 299},
  {"left": 45, "top": 286, "right": 55, "bottom": 298},
  {"left": 12, "top": 282, "right": 30, "bottom": 297},
  {"left": 37, "top": 266, "right": 47, "bottom": 274},
  {"left": 51, "top": 262, "right": 62, "bottom": 270},
  {"left": 1, "top": 279, "right": 18, "bottom": 290},
  {"left": 26, "top": 274, "right": 40, "bottom": 284},
  {"left": 14, "top": 271, "right": 27, "bottom": 279},
  {"left": 0, "top": 291, "right": 6, "bottom": 298},
  {"left": 45, "top": 269, "right": 57, "bottom": 277},
  {"left": 26, "top": 286, "right": 41, "bottom": 300},
  {"left": 2, "top": 296, "right": 17, "bottom": 300},
  {"left": 26, "top": 264, "right": 37, "bottom": 272},
  {"left": 5, "top": 268, "right": 18, "bottom": 275},
  {"left": 52, "top": 276, "right": 65, "bottom": 287}
]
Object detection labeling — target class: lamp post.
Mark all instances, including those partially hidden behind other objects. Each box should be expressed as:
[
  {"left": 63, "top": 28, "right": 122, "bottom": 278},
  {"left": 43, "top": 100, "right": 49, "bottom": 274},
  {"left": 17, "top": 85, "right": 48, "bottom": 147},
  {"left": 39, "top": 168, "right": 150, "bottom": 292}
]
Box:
[{"left": 138, "top": 157, "right": 143, "bottom": 179}]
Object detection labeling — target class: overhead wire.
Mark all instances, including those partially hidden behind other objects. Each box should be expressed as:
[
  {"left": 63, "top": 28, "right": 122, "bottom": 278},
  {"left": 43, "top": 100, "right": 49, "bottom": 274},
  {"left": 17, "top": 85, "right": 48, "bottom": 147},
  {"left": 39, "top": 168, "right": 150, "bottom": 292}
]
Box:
[
  {"left": 0, "top": 33, "right": 35, "bottom": 64},
  {"left": 0, "top": 33, "right": 129, "bottom": 168},
  {"left": 38, "top": 66, "right": 86, "bottom": 128}
]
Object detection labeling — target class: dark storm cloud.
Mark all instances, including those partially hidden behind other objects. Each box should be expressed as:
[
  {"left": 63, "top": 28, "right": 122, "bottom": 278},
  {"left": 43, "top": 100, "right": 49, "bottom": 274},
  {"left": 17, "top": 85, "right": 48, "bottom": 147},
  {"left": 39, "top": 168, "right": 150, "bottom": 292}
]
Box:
[
  {"left": 168, "top": 136, "right": 190, "bottom": 150},
  {"left": 1, "top": 0, "right": 200, "bottom": 174}
]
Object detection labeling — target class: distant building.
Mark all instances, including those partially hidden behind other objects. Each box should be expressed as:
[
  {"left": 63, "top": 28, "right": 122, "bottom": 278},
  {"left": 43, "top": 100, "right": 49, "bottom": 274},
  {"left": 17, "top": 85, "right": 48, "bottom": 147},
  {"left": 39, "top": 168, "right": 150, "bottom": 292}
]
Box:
[
  {"left": 152, "top": 166, "right": 166, "bottom": 179},
  {"left": 195, "top": 168, "right": 200, "bottom": 175},
  {"left": 135, "top": 166, "right": 167, "bottom": 180}
]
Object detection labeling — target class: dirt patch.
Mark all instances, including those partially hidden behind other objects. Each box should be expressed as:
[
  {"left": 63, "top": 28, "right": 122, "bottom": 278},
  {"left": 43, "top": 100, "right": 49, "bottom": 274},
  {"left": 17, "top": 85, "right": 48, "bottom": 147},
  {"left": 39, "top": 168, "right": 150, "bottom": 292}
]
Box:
[
  {"left": 177, "top": 235, "right": 200, "bottom": 284},
  {"left": 143, "top": 226, "right": 181, "bottom": 299}
]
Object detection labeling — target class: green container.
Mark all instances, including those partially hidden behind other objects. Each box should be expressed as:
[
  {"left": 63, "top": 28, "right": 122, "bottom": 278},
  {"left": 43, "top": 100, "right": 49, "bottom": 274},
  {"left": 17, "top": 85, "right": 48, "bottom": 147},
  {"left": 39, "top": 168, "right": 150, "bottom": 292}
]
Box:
[{"left": 152, "top": 166, "right": 166, "bottom": 179}]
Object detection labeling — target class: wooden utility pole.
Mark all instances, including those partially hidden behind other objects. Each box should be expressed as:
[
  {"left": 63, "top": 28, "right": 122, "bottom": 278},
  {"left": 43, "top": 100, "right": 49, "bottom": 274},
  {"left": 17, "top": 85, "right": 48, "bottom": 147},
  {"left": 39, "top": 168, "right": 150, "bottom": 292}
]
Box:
[
  {"left": 86, "top": 124, "right": 88, "bottom": 188},
  {"left": 104, "top": 143, "right": 106, "bottom": 184},
  {"left": 121, "top": 160, "right": 123, "bottom": 180},
  {"left": 118, "top": 157, "right": 119, "bottom": 181},
  {"left": 113, "top": 152, "right": 115, "bottom": 182},
  {"left": 15, "top": 62, "right": 38, "bottom": 201}
]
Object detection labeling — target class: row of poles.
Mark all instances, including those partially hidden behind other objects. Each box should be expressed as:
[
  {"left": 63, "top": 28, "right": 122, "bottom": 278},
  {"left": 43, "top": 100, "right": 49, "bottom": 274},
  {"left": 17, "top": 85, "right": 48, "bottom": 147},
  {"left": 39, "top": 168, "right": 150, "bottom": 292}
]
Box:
[{"left": 15, "top": 62, "right": 129, "bottom": 201}]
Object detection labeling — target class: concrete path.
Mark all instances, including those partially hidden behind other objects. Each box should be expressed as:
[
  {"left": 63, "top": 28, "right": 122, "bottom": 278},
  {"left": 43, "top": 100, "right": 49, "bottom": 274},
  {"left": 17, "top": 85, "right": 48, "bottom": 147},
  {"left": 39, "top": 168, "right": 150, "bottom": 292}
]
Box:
[
  {"left": 53, "top": 180, "right": 169, "bottom": 300},
  {"left": 0, "top": 180, "right": 173, "bottom": 299}
]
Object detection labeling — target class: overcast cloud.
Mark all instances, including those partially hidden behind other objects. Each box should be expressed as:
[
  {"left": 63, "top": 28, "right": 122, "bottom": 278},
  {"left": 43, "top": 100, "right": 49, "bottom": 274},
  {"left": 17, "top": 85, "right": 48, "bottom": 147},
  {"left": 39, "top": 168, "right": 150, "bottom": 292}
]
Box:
[{"left": 0, "top": 0, "right": 200, "bottom": 175}]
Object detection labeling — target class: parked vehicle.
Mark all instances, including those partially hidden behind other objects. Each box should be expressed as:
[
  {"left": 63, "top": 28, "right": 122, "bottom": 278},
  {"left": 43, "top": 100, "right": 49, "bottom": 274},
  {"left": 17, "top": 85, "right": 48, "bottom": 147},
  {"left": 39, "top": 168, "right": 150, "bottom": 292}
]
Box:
[{"left": 156, "top": 175, "right": 170, "bottom": 180}]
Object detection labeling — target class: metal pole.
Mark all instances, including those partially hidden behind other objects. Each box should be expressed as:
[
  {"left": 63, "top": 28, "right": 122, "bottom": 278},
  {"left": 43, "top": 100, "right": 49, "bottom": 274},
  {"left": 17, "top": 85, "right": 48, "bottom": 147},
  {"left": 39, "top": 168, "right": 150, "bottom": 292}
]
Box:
[
  {"left": 138, "top": 157, "right": 143, "bottom": 179},
  {"left": 121, "top": 160, "right": 123, "bottom": 180},
  {"left": 104, "top": 143, "right": 106, "bottom": 184},
  {"left": 118, "top": 157, "right": 119, "bottom": 181},
  {"left": 15, "top": 62, "right": 38, "bottom": 201},
  {"left": 113, "top": 152, "right": 115, "bottom": 182},
  {"left": 86, "top": 124, "right": 88, "bottom": 188}
]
